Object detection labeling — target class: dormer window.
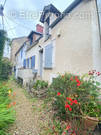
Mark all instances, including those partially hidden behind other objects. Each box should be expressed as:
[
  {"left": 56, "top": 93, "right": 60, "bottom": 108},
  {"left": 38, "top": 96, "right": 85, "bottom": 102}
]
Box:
[{"left": 40, "top": 4, "right": 61, "bottom": 41}]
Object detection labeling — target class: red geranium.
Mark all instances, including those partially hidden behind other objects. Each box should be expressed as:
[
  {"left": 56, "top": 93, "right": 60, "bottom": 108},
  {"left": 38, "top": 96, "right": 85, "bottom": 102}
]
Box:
[
  {"left": 57, "top": 92, "right": 61, "bottom": 96},
  {"left": 73, "top": 100, "right": 78, "bottom": 104},
  {"left": 65, "top": 104, "right": 70, "bottom": 109},
  {"left": 77, "top": 83, "right": 81, "bottom": 86},
  {"left": 69, "top": 107, "right": 72, "bottom": 111}
]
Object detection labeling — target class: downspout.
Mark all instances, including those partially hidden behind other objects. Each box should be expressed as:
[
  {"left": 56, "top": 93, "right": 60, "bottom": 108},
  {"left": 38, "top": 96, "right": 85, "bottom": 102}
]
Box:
[{"left": 95, "top": 0, "right": 101, "bottom": 45}]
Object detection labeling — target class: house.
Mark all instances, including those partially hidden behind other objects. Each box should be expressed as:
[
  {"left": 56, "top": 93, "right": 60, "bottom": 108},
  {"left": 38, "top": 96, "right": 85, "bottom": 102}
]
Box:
[
  {"left": 15, "top": 0, "right": 101, "bottom": 85},
  {"left": 10, "top": 36, "right": 27, "bottom": 75},
  {"left": 15, "top": 24, "right": 43, "bottom": 82}
]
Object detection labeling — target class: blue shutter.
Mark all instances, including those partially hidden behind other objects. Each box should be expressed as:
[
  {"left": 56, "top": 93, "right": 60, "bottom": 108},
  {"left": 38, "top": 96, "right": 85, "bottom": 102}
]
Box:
[
  {"left": 23, "top": 59, "right": 26, "bottom": 68},
  {"left": 31, "top": 56, "right": 35, "bottom": 69},
  {"left": 44, "top": 44, "right": 53, "bottom": 68}
]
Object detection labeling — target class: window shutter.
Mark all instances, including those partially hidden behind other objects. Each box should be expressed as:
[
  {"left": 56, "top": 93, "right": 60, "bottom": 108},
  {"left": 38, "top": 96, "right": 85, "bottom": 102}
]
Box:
[
  {"left": 31, "top": 56, "right": 35, "bottom": 69},
  {"left": 23, "top": 59, "right": 26, "bottom": 68},
  {"left": 44, "top": 44, "right": 53, "bottom": 68}
]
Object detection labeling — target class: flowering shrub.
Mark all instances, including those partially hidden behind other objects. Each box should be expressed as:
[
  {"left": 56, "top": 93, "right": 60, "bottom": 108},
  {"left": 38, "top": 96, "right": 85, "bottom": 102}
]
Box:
[{"left": 49, "top": 71, "right": 101, "bottom": 133}]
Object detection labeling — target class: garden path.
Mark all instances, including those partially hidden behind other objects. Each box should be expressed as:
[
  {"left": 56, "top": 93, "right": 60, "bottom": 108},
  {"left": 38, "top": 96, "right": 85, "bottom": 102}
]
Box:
[{"left": 7, "top": 81, "right": 39, "bottom": 135}]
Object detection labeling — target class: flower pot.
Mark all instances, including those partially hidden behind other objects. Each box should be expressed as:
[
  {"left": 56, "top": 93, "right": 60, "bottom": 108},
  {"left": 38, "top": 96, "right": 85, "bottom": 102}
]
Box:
[{"left": 83, "top": 116, "right": 99, "bottom": 130}]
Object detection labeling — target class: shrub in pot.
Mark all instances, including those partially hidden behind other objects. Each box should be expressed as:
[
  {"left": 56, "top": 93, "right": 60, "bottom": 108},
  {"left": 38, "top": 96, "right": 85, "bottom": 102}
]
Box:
[{"left": 50, "top": 71, "right": 101, "bottom": 133}]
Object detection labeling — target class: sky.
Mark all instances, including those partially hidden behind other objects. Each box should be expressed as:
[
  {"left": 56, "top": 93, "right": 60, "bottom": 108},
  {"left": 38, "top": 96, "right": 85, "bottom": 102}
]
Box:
[{"left": 0, "top": 0, "right": 74, "bottom": 39}]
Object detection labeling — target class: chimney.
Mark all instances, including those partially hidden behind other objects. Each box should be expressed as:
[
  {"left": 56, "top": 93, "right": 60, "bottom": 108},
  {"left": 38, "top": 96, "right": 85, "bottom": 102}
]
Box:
[{"left": 36, "top": 24, "right": 43, "bottom": 34}]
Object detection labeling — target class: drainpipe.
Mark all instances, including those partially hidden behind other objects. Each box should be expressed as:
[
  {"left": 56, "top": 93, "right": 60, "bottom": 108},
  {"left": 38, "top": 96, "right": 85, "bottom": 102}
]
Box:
[{"left": 95, "top": 0, "right": 101, "bottom": 46}]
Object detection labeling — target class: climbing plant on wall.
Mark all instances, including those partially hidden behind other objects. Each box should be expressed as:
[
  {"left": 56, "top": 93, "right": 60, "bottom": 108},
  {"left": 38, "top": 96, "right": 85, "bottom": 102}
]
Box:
[
  {"left": 0, "top": 30, "right": 7, "bottom": 60},
  {"left": 0, "top": 30, "right": 12, "bottom": 80}
]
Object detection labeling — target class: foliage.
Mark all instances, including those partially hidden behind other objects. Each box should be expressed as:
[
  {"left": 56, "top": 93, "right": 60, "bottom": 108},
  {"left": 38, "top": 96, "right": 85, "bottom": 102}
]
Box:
[
  {"left": 0, "top": 30, "right": 7, "bottom": 61},
  {"left": 33, "top": 80, "right": 48, "bottom": 90},
  {"left": 0, "top": 83, "right": 15, "bottom": 135},
  {"left": 0, "top": 30, "right": 11, "bottom": 81},
  {"left": 0, "top": 58, "right": 12, "bottom": 81},
  {"left": 50, "top": 71, "right": 101, "bottom": 120}
]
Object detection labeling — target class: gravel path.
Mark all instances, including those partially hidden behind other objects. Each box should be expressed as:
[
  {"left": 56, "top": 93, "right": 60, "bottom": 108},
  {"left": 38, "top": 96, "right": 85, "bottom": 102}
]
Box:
[{"left": 8, "top": 81, "right": 39, "bottom": 135}]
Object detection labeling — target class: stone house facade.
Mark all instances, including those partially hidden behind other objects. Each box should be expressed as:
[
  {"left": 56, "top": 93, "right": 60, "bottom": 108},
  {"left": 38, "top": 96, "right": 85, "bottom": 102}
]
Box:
[{"left": 14, "top": 0, "right": 101, "bottom": 85}]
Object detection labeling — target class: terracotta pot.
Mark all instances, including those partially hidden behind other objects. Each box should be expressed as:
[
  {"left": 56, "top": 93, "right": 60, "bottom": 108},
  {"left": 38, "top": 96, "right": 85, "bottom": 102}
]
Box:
[
  {"left": 83, "top": 116, "right": 99, "bottom": 130},
  {"left": 81, "top": 116, "right": 99, "bottom": 135}
]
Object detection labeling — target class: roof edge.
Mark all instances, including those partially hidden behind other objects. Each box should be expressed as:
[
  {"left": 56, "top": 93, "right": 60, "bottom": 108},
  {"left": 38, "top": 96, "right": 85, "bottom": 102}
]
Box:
[{"left": 50, "top": 0, "right": 82, "bottom": 28}]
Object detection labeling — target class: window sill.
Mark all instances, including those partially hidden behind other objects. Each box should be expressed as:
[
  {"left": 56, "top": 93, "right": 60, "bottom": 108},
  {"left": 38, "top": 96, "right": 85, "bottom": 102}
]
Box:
[{"left": 44, "top": 67, "right": 53, "bottom": 70}]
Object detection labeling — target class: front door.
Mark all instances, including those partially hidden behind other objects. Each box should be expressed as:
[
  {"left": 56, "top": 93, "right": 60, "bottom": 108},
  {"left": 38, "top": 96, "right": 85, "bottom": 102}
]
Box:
[{"left": 39, "top": 49, "right": 43, "bottom": 78}]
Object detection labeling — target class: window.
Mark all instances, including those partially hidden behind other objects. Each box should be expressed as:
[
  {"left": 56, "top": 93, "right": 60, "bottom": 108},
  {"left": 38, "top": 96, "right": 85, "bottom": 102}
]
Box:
[
  {"left": 31, "top": 56, "right": 35, "bottom": 69},
  {"left": 44, "top": 43, "right": 53, "bottom": 69}
]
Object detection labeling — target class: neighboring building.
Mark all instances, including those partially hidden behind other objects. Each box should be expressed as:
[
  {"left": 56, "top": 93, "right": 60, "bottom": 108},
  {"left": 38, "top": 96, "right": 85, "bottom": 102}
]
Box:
[
  {"left": 10, "top": 37, "right": 27, "bottom": 66},
  {"left": 3, "top": 41, "right": 11, "bottom": 59},
  {"left": 15, "top": 25, "right": 43, "bottom": 81},
  {"left": 15, "top": 0, "right": 101, "bottom": 85}
]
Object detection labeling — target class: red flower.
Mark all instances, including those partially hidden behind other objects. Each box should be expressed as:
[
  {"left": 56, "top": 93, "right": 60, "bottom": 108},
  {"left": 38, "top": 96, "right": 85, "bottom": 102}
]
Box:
[
  {"left": 66, "top": 125, "right": 71, "bottom": 130},
  {"left": 75, "top": 76, "right": 78, "bottom": 79},
  {"left": 63, "top": 132, "right": 66, "bottom": 135},
  {"left": 65, "top": 102, "right": 68, "bottom": 104},
  {"left": 70, "top": 102, "right": 73, "bottom": 105},
  {"left": 65, "top": 104, "right": 70, "bottom": 109},
  {"left": 77, "top": 83, "right": 81, "bottom": 86},
  {"left": 57, "top": 92, "right": 61, "bottom": 96},
  {"left": 66, "top": 97, "right": 69, "bottom": 100},
  {"left": 69, "top": 107, "right": 72, "bottom": 111},
  {"left": 12, "top": 102, "right": 16, "bottom": 106},
  {"left": 76, "top": 79, "right": 80, "bottom": 83},
  {"left": 97, "top": 72, "right": 101, "bottom": 76},
  {"left": 67, "top": 97, "right": 72, "bottom": 102},
  {"left": 52, "top": 126, "right": 55, "bottom": 129},
  {"left": 71, "top": 131, "right": 76, "bottom": 135},
  {"left": 70, "top": 77, "right": 73, "bottom": 81},
  {"left": 73, "top": 100, "right": 78, "bottom": 104}
]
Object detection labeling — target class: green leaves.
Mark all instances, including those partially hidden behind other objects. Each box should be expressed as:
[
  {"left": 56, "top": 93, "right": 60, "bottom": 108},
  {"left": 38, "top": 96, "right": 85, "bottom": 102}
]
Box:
[
  {"left": 0, "top": 83, "right": 15, "bottom": 135},
  {"left": 33, "top": 80, "right": 48, "bottom": 90}
]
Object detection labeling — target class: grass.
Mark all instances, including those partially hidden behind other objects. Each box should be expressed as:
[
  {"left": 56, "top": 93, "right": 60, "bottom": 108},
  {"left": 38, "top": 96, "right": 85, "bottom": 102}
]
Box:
[{"left": 0, "top": 82, "right": 15, "bottom": 135}]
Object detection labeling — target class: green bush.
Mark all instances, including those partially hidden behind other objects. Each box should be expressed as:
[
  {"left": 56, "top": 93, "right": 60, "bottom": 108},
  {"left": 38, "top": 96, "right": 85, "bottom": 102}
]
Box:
[
  {"left": 0, "top": 59, "right": 12, "bottom": 81},
  {"left": 33, "top": 80, "right": 48, "bottom": 90},
  {"left": 50, "top": 72, "right": 101, "bottom": 120}
]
